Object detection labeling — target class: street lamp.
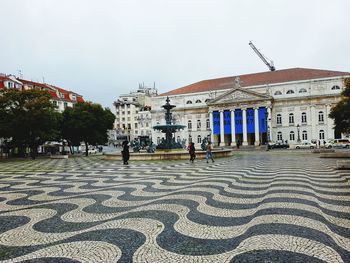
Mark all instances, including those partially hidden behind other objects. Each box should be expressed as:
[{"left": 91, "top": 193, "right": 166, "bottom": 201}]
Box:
[{"left": 297, "top": 124, "right": 301, "bottom": 142}]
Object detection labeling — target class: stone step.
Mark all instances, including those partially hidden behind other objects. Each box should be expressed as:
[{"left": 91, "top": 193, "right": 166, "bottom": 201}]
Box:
[
  {"left": 336, "top": 160, "right": 350, "bottom": 170},
  {"left": 312, "top": 149, "right": 335, "bottom": 153},
  {"left": 319, "top": 152, "right": 350, "bottom": 158}
]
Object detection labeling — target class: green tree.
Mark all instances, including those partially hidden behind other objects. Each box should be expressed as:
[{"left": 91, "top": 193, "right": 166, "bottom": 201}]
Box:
[
  {"left": 61, "top": 102, "right": 115, "bottom": 156},
  {"left": 0, "top": 89, "right": 61, "bottom": 159},
  {"left": 329, "top": 77, "right": 350, "bottom": 135}
]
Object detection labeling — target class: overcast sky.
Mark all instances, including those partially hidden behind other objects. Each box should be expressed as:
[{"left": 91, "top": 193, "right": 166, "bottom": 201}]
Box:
[{"left": 1, "top": 0, "right": 350, "bottom": 108}]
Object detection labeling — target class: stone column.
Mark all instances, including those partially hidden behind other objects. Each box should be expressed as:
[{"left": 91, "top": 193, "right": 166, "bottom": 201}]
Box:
[
  {"left": 267, "top": 106, "right": 272, "bottom": 142},
  {"left": 254, "top": 107, "right": 260, "bottom": 145},
  {"left": 326, "top": 104, "right": 334, "bottom": 140},
  {"left": 242, "top": 108, "right": 248, "bottom": 146},
  {"left": 231, "top": 109, "right": 236, "bottom": 146},
  {"left": 310, "top": 105, "right": 316, "bottom": 141},
  {"left": 220, "top": 110, "right": 225, "bottom": 146},
  {"left": 209, "top": 111, "right": 215, "bottom": 144}
]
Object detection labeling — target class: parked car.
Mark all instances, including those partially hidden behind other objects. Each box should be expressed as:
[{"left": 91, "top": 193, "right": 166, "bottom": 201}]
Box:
[
  {"left": 325, "top": 139, "right": 350, "bottom": 149},
  {"left": 268, "top": 141, "right": 289, "bottom": 149},
  {"left": 295, "top": 142, "right": 316, "bottom": 149},
  {"left": 88, "top": 147, "right": 97, "bottom": 154}
]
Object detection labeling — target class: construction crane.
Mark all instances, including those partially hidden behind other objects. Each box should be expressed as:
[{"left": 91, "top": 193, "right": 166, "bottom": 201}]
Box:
[{"left": 249, "top": 41, "right": 276, "bottom": 71}]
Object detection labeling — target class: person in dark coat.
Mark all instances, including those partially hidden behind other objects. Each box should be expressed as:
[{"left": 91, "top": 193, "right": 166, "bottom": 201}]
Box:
[
  {"left": 121, "top": 140, "right": 130, "bottom": 165},
  {"left": 189, "top": 142, "right": 196, "bottom": 163}
]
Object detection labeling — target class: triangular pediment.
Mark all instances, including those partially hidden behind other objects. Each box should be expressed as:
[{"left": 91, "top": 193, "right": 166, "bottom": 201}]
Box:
[{"left": 208, "top": 88, "right": 272, "bottom": 105}]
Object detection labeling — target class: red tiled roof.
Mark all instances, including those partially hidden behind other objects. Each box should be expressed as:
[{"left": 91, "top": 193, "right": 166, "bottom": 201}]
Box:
[
  {"left": 1, "top": 75, "right": 84, "bottom": 103},
  {"left": 0, "top": 75, "right": 11, "bottom": 89},
  {"left": 18, "top": 79, "right": 84, "bottom": 103},
  {"left": 159, "top": 68, "right": 350, "bottom": 96}
]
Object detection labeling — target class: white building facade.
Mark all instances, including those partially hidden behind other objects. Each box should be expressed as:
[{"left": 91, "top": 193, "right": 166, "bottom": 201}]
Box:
[
  {"left": 151, "top": 68, "right": 349, "bottom": 148},
  {"left": 114, "top": 86, "right": 157, "bottom": 143}
]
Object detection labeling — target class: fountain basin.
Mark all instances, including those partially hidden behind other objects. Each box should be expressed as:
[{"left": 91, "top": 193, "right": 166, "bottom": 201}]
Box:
[{"left": 103, "top": 149, "right": 233, "bottom": 161}]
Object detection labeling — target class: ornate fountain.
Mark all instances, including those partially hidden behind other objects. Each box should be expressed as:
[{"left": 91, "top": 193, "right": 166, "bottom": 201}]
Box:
[{"left": 153, "top": 97, "right": 186, "bottom": 150}]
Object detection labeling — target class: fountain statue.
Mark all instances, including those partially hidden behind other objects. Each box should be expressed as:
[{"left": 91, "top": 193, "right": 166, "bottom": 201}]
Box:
[{"left": 153, "top": 97, "right": 186, "bottom": 149}]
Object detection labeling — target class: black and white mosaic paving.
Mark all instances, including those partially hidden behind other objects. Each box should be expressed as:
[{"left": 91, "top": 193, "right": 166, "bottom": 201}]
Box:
[{"left": 0, "top": 152, "right": 349, "bottom": 262}]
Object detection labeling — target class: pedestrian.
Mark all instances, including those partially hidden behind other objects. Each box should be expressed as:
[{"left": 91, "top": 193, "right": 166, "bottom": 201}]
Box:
[
  {"left": 236, "top": 140, "right": 240, "bottom": 149},
  {"left": 206, "top": 141, "right": 214, "bottom": 163},
  {"left": 121, "top": 140, "right": 130, "bottom": 165},
  {"left": 189, "top": 142, "right": 196, "bottom": 163}
]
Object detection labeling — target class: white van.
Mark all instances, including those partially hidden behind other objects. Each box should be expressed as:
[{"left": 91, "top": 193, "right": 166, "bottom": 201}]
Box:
[{"left": 325, "top": 139, "right": 350, "bottom": 149}]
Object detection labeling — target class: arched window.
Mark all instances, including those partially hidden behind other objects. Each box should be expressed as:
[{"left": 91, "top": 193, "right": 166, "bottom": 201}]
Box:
[
  {"left": 302, "top": 130, "right": 308, "bottom": 141},
  {"left": 289, "top": 113, "right": 294, "bottom": 124},
  {"left": 188, "top": 120, "right": 192, "bottom": 130},
  {"left": 197, "top": 120, "right": 201, "bottom": 129},
  {"left": 188, "top": 135, "right": 192, "bottom": 143},
  {"left": 331, "top": 85, "right": 340, "bottom": 90},
  {"left": 299, "top": 88, "right": 307, "bottom": 93},
  {"left": 276, "top": 114, "right": 282, "bottom": 125},
  {"left": 318, "top": 111, "right": 324, "bottom": 122},
  {"left": 186, "top": 100, "right": 193, "bottom": 104},
  {"left": 177, "top": 136, "right": 181, "bottom": 142},
  {"left": 319, "top": 130, "right": 325, "bottom": 140},
  {"left": 205, "top": 98, "right": 211, "bottom": 103},
  {"left": 277, "top": 131, "right": 283, "bottom": 141},
  {"left": 301, "top": 112, "right": 307, "bottom": 123},
  {"left": 195, "top": 99, "right": 202, "bottom": 103},
  {"left": 274, "top": 90, "right": 282, "bottom": 95},
  {"left": 290, "top": 131, "right": 295, "bottom": 141},
  {"left": 197, "top": 135, "right": 202, "bottom": 144},
  {"left": 286, "top": 90, "right": 295, "bottom": 94},
  {"left": 206, "top": 119, "right": 210, "bottom": 129}
]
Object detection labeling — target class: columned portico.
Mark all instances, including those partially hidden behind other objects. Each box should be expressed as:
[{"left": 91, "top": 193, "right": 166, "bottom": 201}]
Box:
[{"left": 208, "top": 86, "right": 273, "bottom": 147}]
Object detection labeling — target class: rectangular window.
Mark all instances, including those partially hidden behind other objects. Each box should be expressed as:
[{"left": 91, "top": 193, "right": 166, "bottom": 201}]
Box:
[{"left": 134, "top": 123, "right": 138, "bottom": 128}]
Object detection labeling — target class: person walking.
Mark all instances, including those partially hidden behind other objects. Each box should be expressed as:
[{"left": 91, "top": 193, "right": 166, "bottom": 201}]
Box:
[
  {"left": 206, "top": 141, "right": 214, "bottom": 163},
  {"left": 189, "top": 142, "right": 196, "bottom": 163},
  {"left": 121, "top": 140, "right": 130, "bottom": 165}
]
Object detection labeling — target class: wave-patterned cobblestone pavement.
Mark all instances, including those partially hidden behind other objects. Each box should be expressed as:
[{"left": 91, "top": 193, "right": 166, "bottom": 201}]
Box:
[{"left": 0, "top": 152, "right": 349, "bottom": 263}]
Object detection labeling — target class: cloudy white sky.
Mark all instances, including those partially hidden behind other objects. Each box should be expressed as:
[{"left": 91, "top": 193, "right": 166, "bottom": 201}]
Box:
[{"left": 1, "top": 0, "right": 350, "bottom": 107}]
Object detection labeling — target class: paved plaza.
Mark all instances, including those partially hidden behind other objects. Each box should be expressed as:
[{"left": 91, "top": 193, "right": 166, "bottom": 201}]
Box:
[{"left": 0, "top": 152, "right": 349, "bottom": 262}]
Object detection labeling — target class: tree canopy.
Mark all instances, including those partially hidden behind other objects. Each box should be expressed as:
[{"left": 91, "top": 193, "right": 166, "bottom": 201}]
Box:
[
  {"left": 329, "top": 77, "right": 350, "bottom": 135},
  {"left": 61, "top": 102, "right": 115, "bottom": 156},
  {"left": 0, "top": 89, "right": 61, "bottom": 158}
]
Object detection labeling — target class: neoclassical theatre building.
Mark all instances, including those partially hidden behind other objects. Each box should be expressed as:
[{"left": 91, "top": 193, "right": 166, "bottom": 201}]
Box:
[{"left": 151, "top": 68, "right": 349, "bottom": 147}]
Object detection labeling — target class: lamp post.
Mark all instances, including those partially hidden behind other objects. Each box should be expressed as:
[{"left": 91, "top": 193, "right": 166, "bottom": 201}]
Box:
[{"left": 297, "top": 124, "right": 301, "bottom": 142}]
